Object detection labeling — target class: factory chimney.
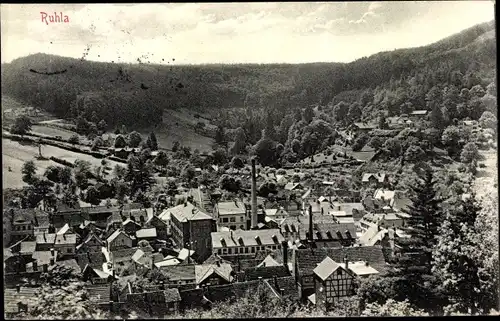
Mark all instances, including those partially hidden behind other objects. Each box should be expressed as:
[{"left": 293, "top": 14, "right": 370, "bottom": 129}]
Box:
[
  {"left": 308, "top": 205, "right": 314, "bottom": 243},
  {"left": 251, "top": 158, "right": 258, "bottom": 229}
]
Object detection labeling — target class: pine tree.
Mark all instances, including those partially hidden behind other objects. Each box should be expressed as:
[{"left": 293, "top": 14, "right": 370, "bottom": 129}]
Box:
[
  {"left": 215, "top": 125, "right": 225, "bottom": 145},
  {"left": 390, "top": 168, "right": 444, "bottom": 312},
  {"left": 147, "top": 132, "right": 158, "bottom": 150}
]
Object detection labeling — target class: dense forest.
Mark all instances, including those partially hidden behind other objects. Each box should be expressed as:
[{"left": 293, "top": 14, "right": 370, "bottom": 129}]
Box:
[{"left": 1, "top": 21, "right": 495, "bottom": 131}]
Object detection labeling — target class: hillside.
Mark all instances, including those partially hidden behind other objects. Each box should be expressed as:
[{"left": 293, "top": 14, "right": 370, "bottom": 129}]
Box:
[{"left": 0, "top": 20, "right": 495, "bottom": 131}]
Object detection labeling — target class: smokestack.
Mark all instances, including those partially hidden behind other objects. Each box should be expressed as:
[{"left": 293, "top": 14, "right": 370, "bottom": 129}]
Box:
[
  {"left": 251, "top": 158, "right": 258, "bottom": 229},
  {"left": 282, "top": 240, "right": 288, "bottom": 268},
  {"left": 308, "top": 205, "right": 313, "bottom": 243}
]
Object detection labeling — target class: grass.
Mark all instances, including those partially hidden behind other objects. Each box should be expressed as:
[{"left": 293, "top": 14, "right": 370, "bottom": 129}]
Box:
[
  {"left": 2, "top": 138, "right": 125, "bottom": 189},
  {"left": 30, "top": 125, "right": 78, "bottom": 141}
]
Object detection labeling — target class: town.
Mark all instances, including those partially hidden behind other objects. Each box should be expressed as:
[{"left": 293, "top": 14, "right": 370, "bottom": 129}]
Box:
[{"left": 2, "top": 3, "right": 498, "bottom": 319}]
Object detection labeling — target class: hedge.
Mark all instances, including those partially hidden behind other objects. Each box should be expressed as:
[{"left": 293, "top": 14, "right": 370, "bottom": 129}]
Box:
[{"left": 49, "top": 156, "right": 75, "bottom": 168}]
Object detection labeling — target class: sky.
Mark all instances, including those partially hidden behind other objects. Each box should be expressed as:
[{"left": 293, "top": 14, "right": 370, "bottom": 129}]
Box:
[{"left": 0, "top": 2, "right": 495, "bottom": 65}]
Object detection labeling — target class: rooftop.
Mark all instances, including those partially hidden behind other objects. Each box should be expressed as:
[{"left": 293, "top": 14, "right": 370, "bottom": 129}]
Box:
[
  {"left": 136, "top": 228, "right": 157, "bottom": 239},
  {"left": 216, "top": 200, "right": 246, "bottom": 215},
  {"left": 313, "top": 257, "right": 341, "bottom": 281},
  {"left": 211, "top": 229, "right": 285, "bottom": 248},
  {"left": 167, "top": 202, "right": 213, "bottom": 223}
]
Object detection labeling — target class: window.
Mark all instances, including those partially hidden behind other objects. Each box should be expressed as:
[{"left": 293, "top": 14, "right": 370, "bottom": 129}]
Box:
[
  {"left": 222, "top": 218, "right": 229, "bottom": 223},
  {"left": 245, "top": 247, "right": 249, "bottom": 253},
  {"left": 67, "top": 248, "right": 72, "bottom": 253},
  {"left": 240, "top": 217, "right": 244, "bottom": 222},
  {"left": 22, "top": 226, "right": 26, "bottom": 231},
  {"left": 230, "top": 217, "right": 236, "bottom": 223},
  {"left": 251, "top": 247, "right": 255, "bottom": 253},
  {"left": 240, "top": 225, "right": 244, "bottom": 229},
  {"left": 222, "top": 248, "right": 227, "bottom": 254},
  {"left": 227, "top": 248, "right": 232, "bottom": 254},
  {"left": 230, "top": 225, "right": 236, "bottom": 230},
  {"left": 217, "top": 249, "right": 222, "bottom": 254}
]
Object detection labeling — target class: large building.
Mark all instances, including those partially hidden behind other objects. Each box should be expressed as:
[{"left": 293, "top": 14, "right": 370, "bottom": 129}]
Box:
[
  {"left": 167, "top": 202, "right": 217, "bottom": 262},
  {"left": 213, "top": 200, "right": 247, "bottom": 230},
  {"left": 211, "top": 229, "right": 285, "bottom": 258}
]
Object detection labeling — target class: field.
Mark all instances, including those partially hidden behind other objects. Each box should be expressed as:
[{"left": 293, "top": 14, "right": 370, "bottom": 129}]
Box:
[
  {"left": 138, "top": 108, "right": 214, "bottom": 152},
  {"left": 30, "top": 125, "right": 78, "bottom": 141},
  {"left": 2, "top": 138, "right": 125, "bottom": 189}
]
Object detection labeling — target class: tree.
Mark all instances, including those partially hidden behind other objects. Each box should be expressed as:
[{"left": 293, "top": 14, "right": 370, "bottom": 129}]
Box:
[
  {"left": 362, "top": 299, "right": 429, "bottom": 317},
  {"left": 352, "top": 134, "right": 369, "bottom": 152},
  {"left": 368, "top": 136, "right": 384, "bottom": 150},
  {"left": 303, "top": 105, "right": 314, "bottom": 123},
  {"left": 390, "top": 169, "right": 444, "bottom": 312},
  {"left": 114, "top": 134, "right": 127, "bottom": 148},
  {"left": 383, "top": 138, "right": 403, "bottom": 158},
  {"left": 44, "top": 166, "right": 62, "bottom": 183},
  {"left": 22, "top": 160, "right": 37, "bottom": 185},
  {"left": 84, "top": 186, "right": 101, "bottom": 206},
  {"left": 115, "top": 180, "right": 129, "bottom": 204},
  {"left": 332, "top": 101, "right": 349, "bottom": 124},
  {"left": 68, "top": 134, "right": 80, "bottom": 145},
  {"left": 153, "top": 151, "right": 169, "bottom": 170},
  {"left": 231, "top": 156, "right": 245, "bottom": 169},
  {"left": 74, "top": 160, "right": 92, "bottom": 189},
  {"left": 432, "top": 194, "right": 489, "bottom": 314},
  {"left": 230, "top": 127, "right": 247, "bottom": 155},
  {"left": 172, "top": 141, "right": 180, "bottom": 152},
  {"left": 10, "top": 115, "right": 32, "bottom": 135},
  {"left": 212, "top": 148, "right": 228, "bottom": 166},
  {"left": 253, "top": 134, "right": 277, "bottom": 167},
  {"left": 97, "top": 119, "right": 107, "bottom": 132},
  {"left": 218, "top": 174, "right": 241, "bottom": 193},
  {"left": 348, "top": 102, "right": 362, "bottom": 122},
  {"left": 146, "top": 132, "right": 158, "bottom": 150},
  {"left": 215, "top": 125, "right": 225, "bottom": 145},
  {"left": 59, "top": 166, "right": 73, "bottom": 185},
  {"left": 479, "top": 111, "right": 497, "bottom": 130},
  {"left": 460, "top": 142, "right": 480, "bottom": 164},
  {"left": 125, "top": 155, "right": 154, "bottom": 196},
  {"left": 429, "top": 104, "right": 445, "bottom": 131},
  {"left": 378, "top": 114, "right": 388, "bottom": 129},
  {"left": 128, "top": 131, "right": 143, "bottom": 148},
  {"left": 442, "top": 126, "right": 462, "bottom": 157},
  {"left": 404, "top": 145, "right": 426, "bottom": 162}
]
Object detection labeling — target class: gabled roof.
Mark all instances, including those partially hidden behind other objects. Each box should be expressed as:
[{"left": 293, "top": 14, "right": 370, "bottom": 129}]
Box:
[
  {"left": 122, "top": 218, "right": 141, "bottom": 227},
  {"left": 154, "top": 258, "right": 181, "bottom": 268},
  {"left": 56, "top": 223, "right": 71, "bottom": 235},
  {"left": 107, "top": 229, "right": 132, "bottom": 243},
  {"left": 374, "top": 189, "right": 395, "bottom": 202},
  {"left": 53, "top": 259, "right": 81, "bottom": 273},
  {"left": 284, "top": 183, "right": 303, "bottom": 191},
  {"left": 313, "top": 257, "right": 342, "bottom": 281},
  {"left": 216, "top": 200, "right": 246, "bottom": 215},
  {"left": 410, "top": 110, "right": 428, "bottom": 115},
  {"left": 195, "top": 263, "right": 233, "bottom": 284},
  {"left": 136, "top": 228, "right": 157, "bottom": 239},
  {"left": 36, "top": 233, "right": 56, "bottom": 244},
  {"left": 166, "top": 202, "right": 213, "bottom": 222},
  {"left": 295, "top": 246, "right": 388, "bottom": 276},
  {"left": 362, "top": 173, "right": 386, "bottom": 183},
  {"left": 55, "top": 234, "right": 77, "bottom": 245},
  {"left": 178, "top": 248, "right": 195, "bottom": 261},
  {"left": 257, "top": 255, "right": 281, "bottom": 268},
  {"left": 243, "top": 265, "right": 290, "bottom": 281},
  {"left": 76, "top": 252, "right": 106, "bottom": 269},
  {"left": 158, "top": 264, "right": 196, "bottom": 281}
]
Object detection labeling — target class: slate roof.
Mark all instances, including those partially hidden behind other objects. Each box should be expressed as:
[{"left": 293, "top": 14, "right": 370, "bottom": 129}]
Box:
[
  {"left": 76, "top": 252, "right": 106, "bottom": 269},
  {"left": 256, "top": 255, "right": 281, "bottom": 268},
  {"left": 269, "top": 276, "right": 299, "bottom": 300},
  {"left": 167, "top": 202, "right": 213, "bottom": 222},
  {"left": 110, "top": 247, "right": 139, "bottom": 263},
  {"left": 4, "top": 287, "right": 38, "bottom": 313},
  {"left": 243, "top": 265, "right": 290, "bottom": 281},
  {"left": 36, "top": 233, "right": 56, "bottom": 245},
  {"left": 20, "top": 242, "right": 37, "bottom": 254},
  {"left": 107, "top": 229, "right": 131, "bottom": 243},
  {"left": 86, "top": 284, "right": 111, "bottom": 304},
  {"left": 216, "top": 200, "right": 246, "bottom": 215},
  {"left": 54, "top": 234, "right": 77, "bottom": 245},
  {"left": 211, "top": 229, "right": 284, "bottom": 248},
  {"left": 158, "top": 264, "right": 196, "bottom": 282},
  {"left": 12, "top": 208, "right": 42, "bottom": 224},
  {"left": 154, "top": 258, "right": 181, "bottom": 268},
  {"left": 280, "top": 218, "right": 356, "bottom": 241},
  {"left": 353, "top": 122, "right": 378, "bottom": 130},
  {"left": 295, "top": 246, "right": 388, "bottom": 276},
  {"left": 52, "top": 259, "right": 82, "bottom": 273}
]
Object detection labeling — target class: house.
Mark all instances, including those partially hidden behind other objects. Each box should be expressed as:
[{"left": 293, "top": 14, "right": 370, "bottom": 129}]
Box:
[
  {"left": 136, "top": 228, "right": 157, "bottom": 241},
  {"left": 122, "top": 218, "right": 142, "bottom": 235},
  {"left": 351, "top": 122, "right": 378, "bottom": 135},
  {"left": 409, "top": 110, "right": 428, "bottom": 120},
  {"left": 85, "top": 284, "right": 112, "bottom": 310},
  {"left": 294, "top": 246, "right": 388, "bottom": 300},
  {"left": 76, "top": 232, "right": 105, "bottom": 254},
  {"left": 158, "top": 264, "right": 197, "bottom": 288},
  {"left": 195, "top": 262, "right": 234, "bottom": 288},
  {"left": 126, "top": 288, "right": 181, "bottom": 316},
  {"left": 280, "top": 217, "right": 357, "bottom": 248},
  {"left": 35, "top": 233, "right": 77, "bottom": 256},
  {"left": 81, "top": 206, "right": 119, "bottom": 224},
  {"left": 76, "top": 251, "right": 107, "bottom": 270},
  {"left": 284, "top": 183, "right": 304, "bottom": 191},
  {"left": 242, "top": 265, "right": 290, "bottom": 282},
  {"left": 45, "top": 200, "right": 82, "bottom": 228},
  {"left": 4, "top": 286, "right": 38, "bottom": 318},
  {"left": 264, "top": 207, "right": 289, "bottom": 221},
  {"left": 361, "top": 173, "right": 387, "bottom": 185},
  {"left": 122, "top": 207, "right": 154, "bottom": 227},
  {"left": 9, "top": 209, "right": 45, "bottom": 243},
  {"left": 107, "top": 229, "right": 134, "bottom": 251},
  {"left": 309, "top": 257, "right": 356, "bottom": 311},
  {"left": 146, "top": 215, "right": 170, "bottom": 240},
  {"left": 214, "top": 200, "right": 247, "bottom": 230},
  {"left": 167, "top": 202, "right": 217, "bottom": 262},
  {"left": 211, "top": 229, "right": 285, "bottom": 259},
  {"left": 359, "top": 213, "right": 408, "bottom": 231},
  {"left": 26, "top": 250, "right": 58, "bottom": 273}
]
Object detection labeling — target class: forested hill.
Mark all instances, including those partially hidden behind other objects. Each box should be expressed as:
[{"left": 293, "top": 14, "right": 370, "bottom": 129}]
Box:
[{"left": 1, "top": 20, "right": 495, "bottom": 129}]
